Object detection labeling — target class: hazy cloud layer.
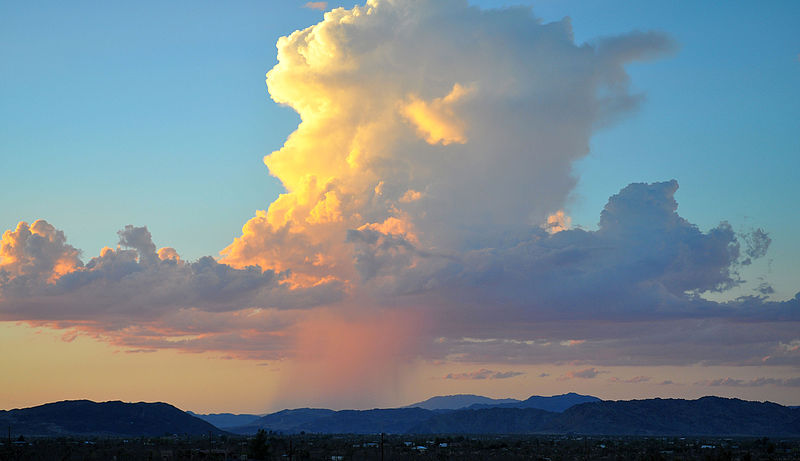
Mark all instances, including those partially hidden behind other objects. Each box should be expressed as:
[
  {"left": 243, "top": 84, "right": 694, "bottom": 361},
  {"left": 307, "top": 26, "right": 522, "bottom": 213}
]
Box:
[
  {"left": 444, "top": 369, "right": 525, "bottom": 380},
  {"left": 698, "top": 377, "right": 800, "bottom": 388},
  {"left": 609, "top": 376, "right": 651, "bottom": 384}
]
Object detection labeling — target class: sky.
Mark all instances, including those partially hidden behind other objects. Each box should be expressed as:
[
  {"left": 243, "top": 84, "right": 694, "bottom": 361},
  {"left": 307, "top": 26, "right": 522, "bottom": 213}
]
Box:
[{"left": 1, "top": 0, "right": 798, "bottom": 414}]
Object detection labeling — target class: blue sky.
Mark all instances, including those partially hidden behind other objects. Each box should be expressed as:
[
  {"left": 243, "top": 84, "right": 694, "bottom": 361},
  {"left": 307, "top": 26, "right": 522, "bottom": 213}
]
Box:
[{"left": 2, "top": 1, "right": 797, "bottom": 299}]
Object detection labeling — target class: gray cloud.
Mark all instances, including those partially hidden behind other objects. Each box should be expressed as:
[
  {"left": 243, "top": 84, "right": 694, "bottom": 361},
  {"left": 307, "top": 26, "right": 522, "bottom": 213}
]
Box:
[
  {"left": 741, "top": 228, "right": 771, "bottom": 265},
  {"left": 609, "top": 375, "right": 651, "bottom": 384},
  {"left": 0, "top": 223, "right": 343, "bottom": 355},
  {"left": 349, "top": 180, "right": 798, "bottom": 367},
  {"left": 698, "top": 377, "right": 800, "bottom": 388},
  {"left": 0, "top": 220, "right": 82, "bottom": 285},
  {"left": 117, "top": 225, "right": 158, "bottom": 264},
  {"left": 558, "top": 367, "right": 606, "bottom": 380},
  {"left": 443, "top": 368, "right": 525, "bottom": 380}
]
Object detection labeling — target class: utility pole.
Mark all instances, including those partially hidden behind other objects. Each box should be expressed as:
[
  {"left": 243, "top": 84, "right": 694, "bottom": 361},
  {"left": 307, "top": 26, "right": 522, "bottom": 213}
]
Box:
[{"left": 380, "top": 432, "right": 384, "bottom": 461}]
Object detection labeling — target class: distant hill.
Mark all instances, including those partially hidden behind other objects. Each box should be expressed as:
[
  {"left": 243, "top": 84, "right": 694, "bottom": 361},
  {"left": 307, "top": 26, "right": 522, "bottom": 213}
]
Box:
[
  {"left": 547, "top": 396, "right": 800, "bottom": 436},
  {"left": 231, "top": 396, "right": 800, "bottom": 436},
  {"left": 466, "top": 392, "right": 600, "bottom": 412},
  {"left": 187, "top": 411, "right": 262, "bottom": 429},
  {"left": 295, "top": 408, "right": 433, "bottom": 434},
  {"left": 405, "top": 394, "right": 520, "bottom": 410},
  {"left": 231, "top": 408, "right": 336, "bottom": 434},
  {"left": 0, "top": 400, "right": 224, "bottom": 437},
  {"left": 411, "top": 407, "right": 556, "bottom": 434},
  {"left": 231, "top": 408, "right": 432, "bottom": 435},
  {"left": 415, "top": 397, "right": 800, "bottom": 436}
]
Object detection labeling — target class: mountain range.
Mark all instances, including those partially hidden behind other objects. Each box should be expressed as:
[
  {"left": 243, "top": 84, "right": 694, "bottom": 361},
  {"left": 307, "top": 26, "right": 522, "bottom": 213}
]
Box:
[
  {"left": 5, "top": 395, "right": 799, "bottom": 437},
  {"left": 466, "top": 392, "right": 601, "bottom": 412},
  {"left": 222, "top": 396, "right": 800, "bottom": 436},
  {"left": 405, "top": 394, "right": 521, "bottom": 410}
]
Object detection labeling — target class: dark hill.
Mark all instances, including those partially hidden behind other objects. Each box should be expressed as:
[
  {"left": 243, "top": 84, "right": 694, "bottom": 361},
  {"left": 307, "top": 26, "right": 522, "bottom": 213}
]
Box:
[
  {"left": 0, "top": 400, "right": 224, "bottom": 437},
  {"left": 547, "top": 396, "right": 800, "bottom": 436},
  {"left": 410, "top": 407, "right": 556, "bottom": 434},
  {"left": 230, "top": 408, "right": 435, "bottom": 435},
  {"left": 406, "top": 394, "right": 520, "bottom": 410},
  {"left": 468, "top": 392, "right": 600, "bottom": 412},
  {"left": 295, "top": 408, "right": 433, "bottom": 434},
  {"left": 403, "top": 397, "right": 800, "bottom": 436},
  {"left": 187, "top": 411, "right": 261, "bottom": 429},
  {"left": 231, "top": 408, "right": 336, "bottom": 434}
]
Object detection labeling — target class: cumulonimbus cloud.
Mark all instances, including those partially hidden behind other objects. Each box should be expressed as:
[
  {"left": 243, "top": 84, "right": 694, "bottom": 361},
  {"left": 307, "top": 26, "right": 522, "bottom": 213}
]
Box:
[{"left": 0, "top": 0, "right": 797, "bottom": 391}]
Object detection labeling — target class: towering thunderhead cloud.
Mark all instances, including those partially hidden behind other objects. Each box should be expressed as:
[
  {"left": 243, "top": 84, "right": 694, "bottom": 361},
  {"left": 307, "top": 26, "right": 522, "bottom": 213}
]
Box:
[{"left": 221, "top": 0, "right": 676, "bottom": 288}]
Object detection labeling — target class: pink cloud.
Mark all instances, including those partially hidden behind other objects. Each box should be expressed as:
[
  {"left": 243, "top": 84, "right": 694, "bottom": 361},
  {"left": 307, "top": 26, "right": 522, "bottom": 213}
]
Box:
[{"left": 304, "top": 2, "right": 327, "bottom": 11}]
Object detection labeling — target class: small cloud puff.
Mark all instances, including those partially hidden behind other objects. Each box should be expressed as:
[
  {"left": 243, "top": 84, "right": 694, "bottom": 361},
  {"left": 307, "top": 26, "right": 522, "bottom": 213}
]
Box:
[{"left": 558, "top": 367, "right": 606, "bottom": 380}]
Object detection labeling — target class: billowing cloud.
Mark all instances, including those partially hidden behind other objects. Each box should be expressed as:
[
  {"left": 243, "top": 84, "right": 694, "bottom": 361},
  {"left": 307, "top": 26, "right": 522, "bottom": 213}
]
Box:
[
  {"left": 0, "top": 222, "right": 342, "bottom": 358},
  {"left": 0, "top": 220, "right": 82, "bottom": 284},
  {"left": 221, "top": 0, "right": 676, "bottom": 287},
  {"left": 444, "top": 368, "right": 525, "bottom": 380}
]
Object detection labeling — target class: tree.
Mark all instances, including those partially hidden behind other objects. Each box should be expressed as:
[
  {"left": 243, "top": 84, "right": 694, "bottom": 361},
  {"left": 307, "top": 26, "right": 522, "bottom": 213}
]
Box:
[{"left": 249, "top": 429, "right": 270, "bottom": 460}]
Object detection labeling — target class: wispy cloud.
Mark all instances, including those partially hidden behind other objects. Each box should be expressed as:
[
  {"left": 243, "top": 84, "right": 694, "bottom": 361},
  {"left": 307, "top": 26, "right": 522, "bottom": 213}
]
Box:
[
  {"left": 697, "top": 377, "right": 800, "bottom": 387},
  {"left": 303, "top": 2, "right": 327, "bottom": 11},
  {"left": 444, "top": 368, "right": 525, "bottom": 380},
  {"left": 609, "top": 376, "right": 651, "bottom": 384}
]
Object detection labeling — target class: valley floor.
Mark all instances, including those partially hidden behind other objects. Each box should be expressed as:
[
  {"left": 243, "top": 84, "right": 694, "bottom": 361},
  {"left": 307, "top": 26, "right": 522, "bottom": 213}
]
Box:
[{"left": 2, "top": 433, "right": 799, "bottom": 460}]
